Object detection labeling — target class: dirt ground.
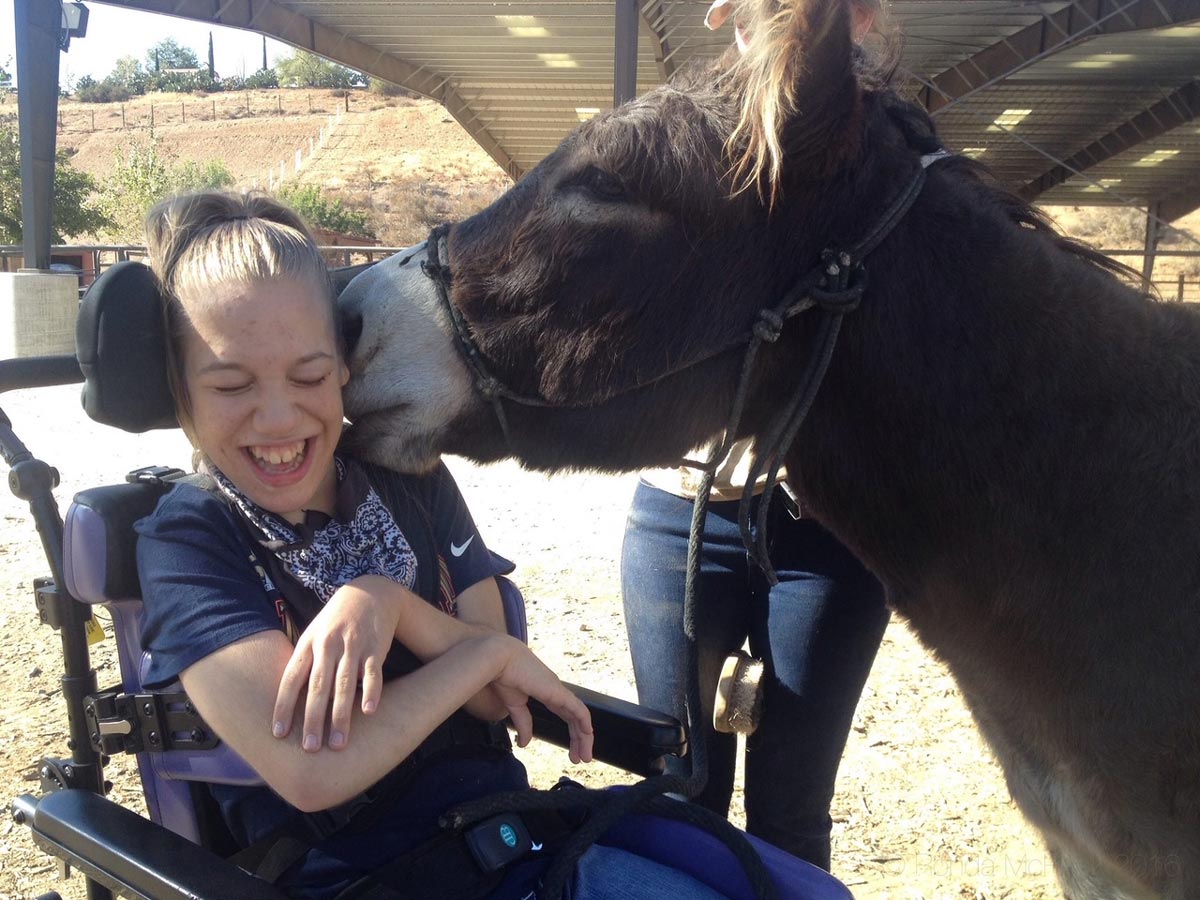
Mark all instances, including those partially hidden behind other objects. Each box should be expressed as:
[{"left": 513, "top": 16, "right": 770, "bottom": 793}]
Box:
[{"left": 0, "top": 385, "right": 1061, "bottom": 900}]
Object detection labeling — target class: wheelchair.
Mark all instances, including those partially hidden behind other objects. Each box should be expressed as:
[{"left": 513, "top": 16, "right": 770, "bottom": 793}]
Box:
[{"left": 1, "top": 260, "right": 855, "bottom": 900}]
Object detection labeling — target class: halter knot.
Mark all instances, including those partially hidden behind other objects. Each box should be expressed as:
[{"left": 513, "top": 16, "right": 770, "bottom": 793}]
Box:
[
  {"left": 475, "top": 375, "right": 503, "bottom": 400},
  {"left": 753, "top": 309, "right": 785, "bottom": 343},
  {"left": 810, "top": 255, "right": 867, "bottom": 314},
  {"left": 420, "top": 259, "right": 451, "bottom": 285}
]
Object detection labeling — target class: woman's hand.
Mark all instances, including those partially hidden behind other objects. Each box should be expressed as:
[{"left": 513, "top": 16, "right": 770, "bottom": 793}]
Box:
[
  {"left": 272, "top": 576, "right": 405, "bottom": 751},
  {"left": 487, "top": 637, "right": 595, "bottom": 765}
]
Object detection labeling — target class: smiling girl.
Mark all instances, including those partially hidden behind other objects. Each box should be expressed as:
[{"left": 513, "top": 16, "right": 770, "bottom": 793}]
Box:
[{"left": 134, "top": 191, "right": 596, "bottom": 897}]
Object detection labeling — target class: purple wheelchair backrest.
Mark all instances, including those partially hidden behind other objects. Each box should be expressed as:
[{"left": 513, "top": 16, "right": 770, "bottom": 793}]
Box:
[{"left": 63, "top": 495, "right": 261, "bottom": 843}]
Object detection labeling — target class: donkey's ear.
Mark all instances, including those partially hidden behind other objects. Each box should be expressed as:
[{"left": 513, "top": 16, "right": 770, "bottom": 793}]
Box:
[{"left": 726, "top": 0, "right": 860, "bottom": 200}]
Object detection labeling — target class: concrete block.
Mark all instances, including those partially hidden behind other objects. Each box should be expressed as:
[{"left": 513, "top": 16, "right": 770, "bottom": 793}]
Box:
[{"left": 0, "top": 271, "right": 79, "bottom": 358}]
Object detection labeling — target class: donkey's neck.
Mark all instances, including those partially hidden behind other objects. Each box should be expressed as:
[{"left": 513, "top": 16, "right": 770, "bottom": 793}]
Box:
[{"left": 782, "top": 165, "right": 1200, "bottom": 694}]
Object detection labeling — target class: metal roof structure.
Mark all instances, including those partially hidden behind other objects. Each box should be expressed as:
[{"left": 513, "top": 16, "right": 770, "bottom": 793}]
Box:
[
  {"left": 13, "top": 0, "right": 1199, "bottom": 269},
  {"left": 89, "top": 0, "right": 1199, "bottom": 223}
]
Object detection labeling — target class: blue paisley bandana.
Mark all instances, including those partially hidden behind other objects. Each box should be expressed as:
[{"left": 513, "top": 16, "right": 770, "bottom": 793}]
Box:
[{"left": 210, "top": 456, "right": 417, "bottom": 604}]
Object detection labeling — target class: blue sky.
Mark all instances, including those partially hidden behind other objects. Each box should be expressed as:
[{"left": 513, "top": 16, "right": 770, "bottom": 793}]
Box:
[{"left": 0, "top": 3, "right": 293, "bottom": 87}]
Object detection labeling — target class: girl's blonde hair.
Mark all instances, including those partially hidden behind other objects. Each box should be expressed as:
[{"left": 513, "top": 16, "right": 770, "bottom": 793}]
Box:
[{"left": 144, "top": 190, "right": 334, "bottom": 433}]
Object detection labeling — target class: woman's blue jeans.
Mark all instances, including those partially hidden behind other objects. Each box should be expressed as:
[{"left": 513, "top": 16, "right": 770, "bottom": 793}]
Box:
[{"left": 620, "top": 481, "right": 889, "bottom": 870}]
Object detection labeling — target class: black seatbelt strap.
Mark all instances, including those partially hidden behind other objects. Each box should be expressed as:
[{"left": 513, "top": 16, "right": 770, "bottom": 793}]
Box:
[{"left": 333, "top": 808, "right": 580, "bottom": 900}]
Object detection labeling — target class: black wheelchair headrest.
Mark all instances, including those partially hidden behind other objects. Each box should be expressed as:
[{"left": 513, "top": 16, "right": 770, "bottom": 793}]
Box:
[
  {"left": 76, "top": 261, "right": 177, "bottom": 433},
  {"left": 74, "top": 259, "right": 377, "bottom": 434}
]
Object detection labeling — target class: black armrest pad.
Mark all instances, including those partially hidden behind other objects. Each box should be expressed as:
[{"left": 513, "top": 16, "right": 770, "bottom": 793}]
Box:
[
  {"left": 20, "top": 790, "right": 288, "bottom": 900},
  {"left": 529, "top": 683, "right": 687, "bottom": 778}
]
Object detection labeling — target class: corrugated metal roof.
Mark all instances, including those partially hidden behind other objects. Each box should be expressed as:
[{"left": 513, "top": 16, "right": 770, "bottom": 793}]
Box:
[{"left": 100, "top": 0, "right": 1200, "bottom": 217}]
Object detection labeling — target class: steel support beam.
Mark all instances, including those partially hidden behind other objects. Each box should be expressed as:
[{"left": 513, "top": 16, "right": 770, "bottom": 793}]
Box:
[
  {"left": 640, "top": 1, "right": 675, "bottom": 82},
  {"left": 1142, "top": 200, "right": 1161, "bottom": 281},
  {"left": 15, "top": 0, "right": 64, "bottom": 271},
  {"left": 1019, "top": 80, "right": 1200, "bottom": 200},
  {"left": 921, "top": 0, "right": 1200, "bottom": 116},
  {"left": 614, "top": 0, "right": 639, "bottom": 106},
  {"left": 94, "top": 0, "right": 522, "bottom": 179}
]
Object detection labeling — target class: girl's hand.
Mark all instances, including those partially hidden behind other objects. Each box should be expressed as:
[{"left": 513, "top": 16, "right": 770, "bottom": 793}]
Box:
[
  {"left": 272, "top": 577, "right": 405, "bottom": 751},
  {"left": 489, "top": 638, "right": 594, "bottom": 765}
]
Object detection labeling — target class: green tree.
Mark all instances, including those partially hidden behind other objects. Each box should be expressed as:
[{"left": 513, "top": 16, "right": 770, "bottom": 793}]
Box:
[
  {"left": 108, "top": 55, "right": 147, "bottom": 95},
  {"left": 277, "top": 183, "right": 374, "bottom": 238},
  {"left": 94, "top": 137, "right": 234, "bottom": 241},
  {"left": 275, "top": 50, "right": 363, "bottom": 89},
  {"left": 0, "top": 124, "right": 113, "bottom": 242},
  {"left": 146, "top": 38, "right": 200, "bottom": 72}
]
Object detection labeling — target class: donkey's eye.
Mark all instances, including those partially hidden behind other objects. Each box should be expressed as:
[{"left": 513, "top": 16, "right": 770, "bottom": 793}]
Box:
[{"left": 574, "top": 166, "right": 626, "bottom": 203}]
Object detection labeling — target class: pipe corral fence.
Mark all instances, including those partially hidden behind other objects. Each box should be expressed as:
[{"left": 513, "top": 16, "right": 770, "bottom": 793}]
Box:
[
  {"left": 3, "top": 244, "right": 1198, "bottom": 303},
  {"left": 0, "top": 244, "right": 404, "bottom": 294}
]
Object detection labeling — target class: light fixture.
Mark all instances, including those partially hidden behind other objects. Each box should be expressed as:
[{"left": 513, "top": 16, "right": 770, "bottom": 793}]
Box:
[
  {"left": 987, "top": 108, "right": 1032, "bottom": 132},
  {"left": 538, "top": 53, "right": 578, "bottom": 69},
  {"left": 495, "top": 15, "right": 550, "bottom": 38},
  {"left": 1133, "top": 149, "right": 1180, "bottom": 167}
]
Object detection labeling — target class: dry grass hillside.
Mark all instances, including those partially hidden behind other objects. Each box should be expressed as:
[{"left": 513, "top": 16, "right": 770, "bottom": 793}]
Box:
[
  {"left": 50, "top": 88, "right": 511, "bottom": 246},
  {"left": 31, "top": 88, "right": 1200, "bottom": 282}
]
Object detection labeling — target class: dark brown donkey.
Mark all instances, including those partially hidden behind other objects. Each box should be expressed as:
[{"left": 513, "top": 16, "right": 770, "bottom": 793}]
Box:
[{"left": 337, "top": 0, "right": 1200, "bottom": 895}]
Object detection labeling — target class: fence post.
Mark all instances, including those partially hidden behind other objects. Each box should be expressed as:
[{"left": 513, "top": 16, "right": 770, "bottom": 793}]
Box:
[
  {"left": 1179, "top": 273, "right": 1186, "bottom": 303},
  {"left": 308, "top": 93, "right": 312, "bottom": 113},
  {"left": 181, "top": 101, "right": 185, "bottom": 124},
  {"left": 212, "top": 99, "right": 217, "bottom": 120},
  {"left": 121, "top": 104, "right": 125, "bottom": 128},
  {"left": 277, "top": 93, "right": 282, "bottom": 115},
  {"left": 344, "top": 92, "right": 350, "bottom": 112},
  {"left": 90, "top": 110, "right": 94, "bottom": 131},
  {"left": 246, "top": 93, "right": 251, "bottom": 115},
  {"left": 150, "top": 103, "right": 154, "bottom": 132}
]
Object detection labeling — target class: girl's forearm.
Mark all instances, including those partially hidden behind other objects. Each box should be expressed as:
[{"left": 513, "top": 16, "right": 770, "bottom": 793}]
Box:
[{"left": 271, "top": 633, "right": 516, "bottom": 810}]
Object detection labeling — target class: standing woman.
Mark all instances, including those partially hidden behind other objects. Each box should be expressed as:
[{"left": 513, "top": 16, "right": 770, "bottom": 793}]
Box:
[{"left": 620, "top": 0, "right": 892, "bottom": 872}]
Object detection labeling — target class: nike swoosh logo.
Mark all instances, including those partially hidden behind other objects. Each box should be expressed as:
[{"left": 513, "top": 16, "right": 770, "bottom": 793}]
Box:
[
  {"left": 530, "top": 842, "right": 543, "bottom": 852},
  {"left": 450, "top": 535, "right": 475, "bottom": 557}
]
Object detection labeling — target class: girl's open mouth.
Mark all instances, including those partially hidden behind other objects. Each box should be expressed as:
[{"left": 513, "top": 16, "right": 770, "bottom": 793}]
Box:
[{"left": 246, "top": 438, "right": 311, "bottom": 478}]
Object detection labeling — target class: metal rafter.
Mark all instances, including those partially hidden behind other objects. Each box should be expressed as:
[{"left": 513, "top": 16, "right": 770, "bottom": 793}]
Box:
[
  {"left": 1019, "top": 80, "right": 1200, "bottom": 200},
  {"left": 640, "top": 1, "right": 675, "bottom": 82},
  {"left": 919, "top": 0, "right": 1200, "bottom": 115}
]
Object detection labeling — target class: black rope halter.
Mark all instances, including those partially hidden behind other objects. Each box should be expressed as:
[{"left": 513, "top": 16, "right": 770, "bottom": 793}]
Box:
[{"left": 422, "top": 151, "right": 943, "bottom": 899}]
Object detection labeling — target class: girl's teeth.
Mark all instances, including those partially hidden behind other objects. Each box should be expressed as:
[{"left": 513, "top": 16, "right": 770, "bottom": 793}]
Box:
[{"left": 252, "top": 442, "right": 305, "bottom": 465}]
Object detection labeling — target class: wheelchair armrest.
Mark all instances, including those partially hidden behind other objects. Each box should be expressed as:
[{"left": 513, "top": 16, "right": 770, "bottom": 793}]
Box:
[
  {"left": 528, "top": 683, "right": 687, "bottom": 778},
  {"left": 15, "top": 790, "right": 288, "bottom": 900}
]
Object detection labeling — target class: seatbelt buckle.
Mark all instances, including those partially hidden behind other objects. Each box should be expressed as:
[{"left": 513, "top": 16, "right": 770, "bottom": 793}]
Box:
[{"left": 464, "top": 813, "right": 534, "bottom": 872}]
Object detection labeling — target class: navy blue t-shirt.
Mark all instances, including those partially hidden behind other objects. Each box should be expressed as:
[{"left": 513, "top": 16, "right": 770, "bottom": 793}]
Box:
[{"left": 135, "top": 459, "right": 529, "bottom": 898}]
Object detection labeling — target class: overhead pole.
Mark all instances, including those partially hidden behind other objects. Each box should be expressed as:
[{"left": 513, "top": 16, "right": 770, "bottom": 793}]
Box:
[
  {"left": 1143, "top": 200, "right": 1162, "bottom": 285},
  {"left": 614, "top": 0, "right": 639, "bottom": 107},
  {"left": 14, "top": 0, "right": 64, "bottom": 271}
]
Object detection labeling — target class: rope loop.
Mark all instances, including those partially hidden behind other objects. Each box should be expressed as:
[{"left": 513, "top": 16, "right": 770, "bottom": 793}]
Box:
[
  {"left": 811, "top": 262, "right": 867, "bottom": 313},
  {"left": 475, "top": 375, "right": 503, "bottom": 400},
  {"left": 420, "top": 258, "right": 450, "bottom": 285},
  {"left": 753, "top": 309, "right": 785, "bottom": 343}
]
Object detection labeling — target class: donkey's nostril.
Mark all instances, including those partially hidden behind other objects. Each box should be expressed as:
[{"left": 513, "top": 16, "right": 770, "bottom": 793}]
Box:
[{"left": 341, "top": 309, "right": 364, "bottom": 359}]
